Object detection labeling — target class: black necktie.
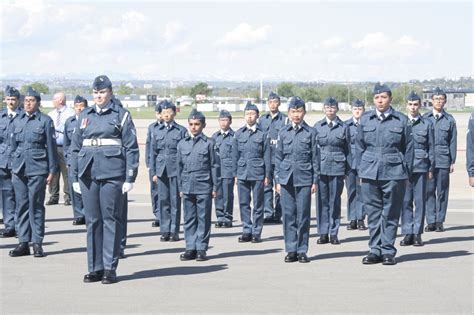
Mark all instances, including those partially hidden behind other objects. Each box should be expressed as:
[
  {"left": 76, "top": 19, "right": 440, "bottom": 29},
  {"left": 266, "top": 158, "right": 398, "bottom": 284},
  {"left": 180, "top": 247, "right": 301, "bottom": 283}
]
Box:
[
  {"left": 411, "top": 119, "right": 416, "bottom": 124},
  {"left": 435, "top": 114, "right": 440, "bottom": 120},
  {"left": 8, "top": 114, "right": 13, "bottom": 120},
  {"left": 328, "top": 122, "right": 333, "bottom": 128},
  {"left": 249, "top": 128, "right": 253, "bottom": 134},
  {"left": 379, "top": 113, "right": 385, "bottom": 121},
  {"left": 354, "top": 122, "right": 359, "bottom": 127},
  {"left": 294, "top": 125, "right": 299, "bottom": 131}
]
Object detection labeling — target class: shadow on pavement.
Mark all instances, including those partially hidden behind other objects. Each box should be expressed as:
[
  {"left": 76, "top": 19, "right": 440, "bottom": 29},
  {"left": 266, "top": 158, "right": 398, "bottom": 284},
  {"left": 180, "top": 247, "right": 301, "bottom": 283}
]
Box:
[
  {"left": 45, "top": 217, "right": 73, "bottom": 223},
  {"left": 125, "top": 247, "right": 184, "bottom": 258},
  {"left": 425, "top": 236, "right": 474, "bottom": 245},
  {"left": 46, "top": 229, "right": 86, "bottom": 235},
  {"left": 46, "top": 247, "right": 87, "bottom": 256},
  {"left": 210, "top": 248, "right": 282, "bottom": 260},
  {"left": 397, "top": 250, "right": 472, "bottom": 263},
  {"left": 343, "top": 235, "right": 371, "bottom": 243},
  {"left": 211, "top": 231, "right": 243, "bottom": 238},
  {"left": 119, "top": 264, "right": 228, "bottom": 282},
  {"left": 444, "top": 225, "right": 474, "bottom": 232},
  {"left": 0, "top": 241, "right": 58, "bottom": 250},
  {"left": 311, "top": 251, "right": 367, "bottom": 261},
  {"left": 127, "top": 231, "right": 161, "bottom": 238}
]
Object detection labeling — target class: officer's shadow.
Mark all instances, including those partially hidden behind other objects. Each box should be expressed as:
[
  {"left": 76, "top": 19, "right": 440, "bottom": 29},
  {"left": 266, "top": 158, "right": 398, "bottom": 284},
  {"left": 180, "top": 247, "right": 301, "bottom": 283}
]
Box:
[
  {"left": 119, "top": 264, "right": 228, "bottom": 282},
  {"left": 0, "top": 241, "right": 57, "bottom": 250},
  {"left": 444, "top": 225, "right": 474, "bottom": 232},
  {"left": 209, "top": 248, "right": 282, "bottom": 260},
  {"left": 397, "top": 250, "right": 472, "bottom": 263}
]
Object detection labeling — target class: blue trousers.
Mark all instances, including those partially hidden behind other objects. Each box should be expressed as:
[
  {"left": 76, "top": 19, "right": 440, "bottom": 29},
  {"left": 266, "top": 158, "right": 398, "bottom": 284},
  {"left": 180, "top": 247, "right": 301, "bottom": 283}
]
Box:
[
  {"left": 264, "top": 164, "right": 281, "bottom": 219},
  {"left": 80, "top": 177, "right": 124, "bottom": 272},
  {"left": 402, "top": 173, "right": 427, "bottom": 235},
  {"left": 238, "top": 179, "right": 264, "bottom": 236},
  {"left": 158, "top": 174, "right": 181, "bottom": 234},
  {"left": 68, "top": 167, "right": 84, "bottom": 220},
  {"left": 317, "top": 175, "right": 344, "bottom": 236},
  {"left": 426, "top": 168, "right": 450, "bottom": 224},
  {"left": 148, "top": 169, "right": 160, "bottom": 221},
  {"left": 121, "top": 192, "right": 128, "bottom": 251},
  {"left": 12, "top": 173, "right": 47, "bottom": 244},
  {"left": 362, "top": 179, "right": 405, "bottom": 257},
  {"left": 215, "top": 177, "right": 234, "bottom": 223},
  {"left": 183, "top": 193, "right": 212, "bottom": 251},
  {"left": 281, "top": 178, "right": 311, "bottom": 253},
  {"left": 346, "top": 169, "right": 364, "bottom": 221},
  {"left": 1, "top": 171, "right": 17, "bottom": 232}
]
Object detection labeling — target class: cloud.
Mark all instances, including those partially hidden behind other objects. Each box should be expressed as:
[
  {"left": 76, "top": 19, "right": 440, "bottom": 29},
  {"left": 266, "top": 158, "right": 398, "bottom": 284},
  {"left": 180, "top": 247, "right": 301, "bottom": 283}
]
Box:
[
  {"left": 352, "top": 32, "right": 423, "bottom": 60},
  {"left": 171, "top": 41, "right": 192, "bottom": 54},
  {"left": 162, "top": 21, "right": 183, "bottom": 42},
  {"left": 320, "top": 36, "right": 344, "bottom": 49},
  {"left": 216, "top": 23, "right": 271, "bottom": 48}
]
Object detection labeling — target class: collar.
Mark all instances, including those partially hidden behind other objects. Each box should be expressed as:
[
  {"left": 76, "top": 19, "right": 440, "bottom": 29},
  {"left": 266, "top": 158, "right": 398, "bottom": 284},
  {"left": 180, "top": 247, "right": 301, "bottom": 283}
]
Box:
[
  {"left": 326, "top": 117, "right": 337, "bottom": 125},
  {"left": 432, "top": 109, "right": 444, "bottom": 118},
  {"left": 7, "top": 109, "right": 18, "bottom": 118},
  {"left": 376, "top": 107, "right": 393, "bottom": 119},
  {"left": 352, "top": 117, "right": 359, "bottom": 125},
  {"left": 246, "top": 124, "right": 257, "bottom": 132},
  {"left": 56, "top": 105, "right": 67, "bottom": 113},
  {"left": 190, "top": 132, "right": 205, "bottom": 141}
]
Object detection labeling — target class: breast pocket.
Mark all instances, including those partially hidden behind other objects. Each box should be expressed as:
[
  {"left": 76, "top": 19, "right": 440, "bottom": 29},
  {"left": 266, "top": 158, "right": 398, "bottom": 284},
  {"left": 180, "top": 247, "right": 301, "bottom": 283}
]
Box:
[
  {"left": 317, "top": 133, "right": 328, "bottom": 146},
  {"left": 154, "top": 133, "right": 165, "bottom": 149},
  {"left": 283, "top": 138, "right": 293, "bottom": 154},
  {"left": 388, "top": 127, "right": 403, "bottom": 143},
  {"left": 252, "top": 135, "right": 264, "bottom": 153},
  {"left": 363, "top": 126, "right": 376, "bottom": 144},
  {"left": 414, "top": 129, "right": 428, "bottom": 145},
  {"left": 14, "top": 127, "right": 23, "bottom": 142},
  {"left": 438, "top": 124, "right": 450, "bottom": 143},
  {"left": 299, "top": 136, "right": 311, "bottom": 151}
]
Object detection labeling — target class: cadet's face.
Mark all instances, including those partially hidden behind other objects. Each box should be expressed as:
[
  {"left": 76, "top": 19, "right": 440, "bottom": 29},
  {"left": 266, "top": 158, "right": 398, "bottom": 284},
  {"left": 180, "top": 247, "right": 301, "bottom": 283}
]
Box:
[
  {"left": 324, "top": 105, "right": 338, "bottom": 120},
  {"left": 244, "top": 110, "right": 258, "bottom": 126},
  {"left": 24, "top": 96, "right": 39, "bottom": 114},
  {"left": 219, "top": 117, "right": 231, "bottom": 130},
  {"left": 161, "top": 108, "right": 176, "bottom": 123},
  {"left": 74, "top": 102, "right": 87, "bottom": 116},
  {"left": 188, "top": 119, "right": 205, "bottom": 136},
  {"left": 155, "top": 112, "right": 162, "bottom": 121},
  {"left": 93, "top": 88, "right": 112, "bottom": 107},
  {"left": 288, "top": 107, "right": 306, "bottom": 124},
  {"left": 352, "top": 106, "right": 365, "bottom": 119},
  {"left": 373, "top": 92, "right": 392, "bottom": 112},
  {"left": 432, "top": 95, "right": 446, "bottom": 111},
  {"left": 4, "top": 96, "right": 19, "bottom": 111},
  {"left": 267, "top": 99, "right": 280, "bottom": 113},
  {"left": 406, "top": 100, "right": 421, "bottom": 116}
]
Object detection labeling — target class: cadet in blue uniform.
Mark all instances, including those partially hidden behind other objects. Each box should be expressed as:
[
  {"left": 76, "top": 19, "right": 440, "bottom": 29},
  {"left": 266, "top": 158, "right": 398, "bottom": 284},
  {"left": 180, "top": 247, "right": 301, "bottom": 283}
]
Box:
[
  {"left": 233, "top": 102, "right": 271, "bottom": 243},
  {"left": 423, "top": 87, "right": 457, "bottom": 232},
  {"left": 9, "top": 86, "right": 59, "bottom": 258},
  {"left": 64, "top": 95, "right": 88, "bottom": 226},
  {"left": 314, "top": 97, "right": 351, "bottom": 245},
  {"left": 467, "top": 112, "right": 474, "bottom": 187},
  {"left": 275, "top": 96, "right": 318, "bottom": 263},
  {"left": 345, "top": 99, "right": 367, "bottom": 231},
  {"left": 400, "top": 91, "right": 434, "bottom": 247},
  {"left": 0, "top": 86, "right": 22, "bottom": 238},
  {"left": 356, "top": 83, "right": 413, "bottom": 265},
  {"left": 212, "top": 110, "right": 235, "bottom": 228},
  {"left": 150, "top": 100, "right": 187, "bottom": 241},
  {"left": 145, "top": 102, "right": 163, "bottom": 227},
  {"left": 177, "top": 109, "right": 220, "bottom": 261},
  {"left": 70, "top": 75, "right": 139, "bottom": 284},
  {"left": 259, "top": 92, "right": 288, "bottom": 224}
]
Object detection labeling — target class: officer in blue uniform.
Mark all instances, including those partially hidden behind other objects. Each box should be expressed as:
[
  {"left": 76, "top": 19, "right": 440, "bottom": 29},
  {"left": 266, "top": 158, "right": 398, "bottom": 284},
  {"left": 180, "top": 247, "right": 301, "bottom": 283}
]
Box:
[
  {"left": 0, "top": 86, "right": 22, "bottom": 238},
  {"left": 259, "top": 91, "right": 288, "bottom": 224},
  {"left": 70, "top": 75, "right": 139, "bottom": 284},
  {"left": 356, "top": 83, "right": 413, "bottom": 265},
  {"left": 400, "top": 91, "right": 434, "bottom": 247},
  {"left": 150, "top": 100, "right": 187, "bottom": 242},
  {"left": 423, "top": 87, "right": 457, "bottom": 232},
  {"left": 9, "top": 86, "right": 59, "bottom": 258},
  {"left": 233, "top": 101, "right": 271, "bottom": 243},
  {"left": 63, "top": 95, "right": 88, "bottom": 226},
  {"left": 345, "top": 99, "right": 367, "bottom": 231},
  {"left": 145, "top": 102, "right": 163, "bottom": 227},
  {"left": 468, "top": 113, "right": 474, "bottom": 187},
  {"left": 314, "top": 97, "right": 351, "bottom": 245},
  {"left": 177, "top": 109, "right": 220, "bottom": 261},
  {"left": 275, "top": 96, "right": 318, "bottom": 263},
  {"left": 212, "top": 110, "right": 235, "bottom": 228}
]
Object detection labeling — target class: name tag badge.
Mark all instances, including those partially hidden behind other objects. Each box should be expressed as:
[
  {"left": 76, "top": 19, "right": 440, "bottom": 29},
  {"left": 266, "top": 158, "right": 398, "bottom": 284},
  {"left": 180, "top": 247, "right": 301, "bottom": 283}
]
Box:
[{"left": 80, "top": 118, "right": 88, "bottom": 129}]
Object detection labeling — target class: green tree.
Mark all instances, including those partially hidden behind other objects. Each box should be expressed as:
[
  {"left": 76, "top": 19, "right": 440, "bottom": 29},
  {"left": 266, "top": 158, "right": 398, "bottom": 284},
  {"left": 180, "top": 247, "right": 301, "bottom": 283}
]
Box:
[
  {"left": 21, "top": 82, "right": 49, "bottom": 94},
  {"left": 115, "top": 85, "right": 133, "bottom": 95},
  {"left": 174, "top": 86, "right": 192, "bottom": 96},
  {"left": 190, "top": 82, "right": 212, "bottom": 98},
  {"left": 277, "top": 82, "right": 296, "bottom": 97},
  {"left": 301, "top": 87, "right": 322, "bottom": 102}
]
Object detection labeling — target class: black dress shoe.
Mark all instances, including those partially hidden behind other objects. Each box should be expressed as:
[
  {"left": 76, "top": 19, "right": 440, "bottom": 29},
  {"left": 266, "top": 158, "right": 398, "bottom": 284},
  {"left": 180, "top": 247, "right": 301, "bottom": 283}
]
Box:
[
  {"left": 33, "top": 243, "right": 45, "bottom": 257},
  {"left": 160, "top": 233, "right": 170, "bottom": 242},
  {"left": 238, "top": 233, "right": 252, "bottom": 243},
  {"left": 83, "top": 270, "right": 104, "bottom": 283},
  {"left": 0, "top": 218, "right": 3, "bottom": 224},
  {"left": 73, "top": 217, "right": 86, "bottom": 226},
  {"left": 357, "top": 220, "right": 367, "bottom": 230},
  {"left": 101, "top": 270, "right": 117, "bottom": 284},
  {"left": 214, "top": 222, "right": 223, "bottom": 228},
  {"left": 347, "top": 220, "right": 358, "bottom": 230},
  {"left": 298, "top": 253, "right": 310, "bottom": 263},
  {"left": 263, "top": 217, "right": 274, "bottom": 224},
  {"left": 196, "top": 250, "right": 208, "bottom": 261},
  {"left": 1, "top": 229, "right": 16, "bottom": 238},
  {"left": 330, "top": 235, "right": 340, "bottom": 245},
  {"left": 64, "top": 199, "right": 72, "bottom": 206},
  {"left": 424, "top": 223, "right": 436, "bottom": 232},
  {"left": 413, "top": 234, "right": 424, "bottom": 246},
  {"left": 169, "top": 233, "right": 180, "bottom": 242},
  {"left": 9, "top": 242, "right": 30, "bottom": 257},
  {"left": 251, "top": 235, "right": 262, "bottom": 243},
  {"left": 284, "top": 252, "right": 298, "bottom": 263},
  {"left": 317, "top": 234, "right": 329, "bottom": 244},
  {"left": 180, "top": 250, "right": 197, "bottom": 261},
  {"left": 400, "top": 234, "right": 414, "bottom": 246},
  {"left": 435, "top": 222, "right": 444, "bottom": 232},
  {"left": 382, "top": 255, "right": 397, "bottom": 265},
  {"left": 362, "top": 253, "right": 382, "bottom": 264},
  {"left": 221, "top": 222, "right": 233, "bottom": 228},
  {"left": 151, "top": 220, "right": 160, "bottom": 227},
  {"left": 45, "top": 199, "right": 59, "bottom": 205}
]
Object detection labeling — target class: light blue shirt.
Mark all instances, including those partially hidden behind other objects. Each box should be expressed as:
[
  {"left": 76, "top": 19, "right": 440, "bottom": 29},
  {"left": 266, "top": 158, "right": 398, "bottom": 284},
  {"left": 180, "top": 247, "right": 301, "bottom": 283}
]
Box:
[{"left": 48, "top": 105, "right": 75, "bottom": 145}]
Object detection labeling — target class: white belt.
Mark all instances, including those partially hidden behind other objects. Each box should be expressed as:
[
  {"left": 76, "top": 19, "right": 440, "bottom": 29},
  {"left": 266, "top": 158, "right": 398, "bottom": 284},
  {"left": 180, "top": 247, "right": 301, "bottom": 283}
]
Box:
[{"left": 83, "top": 138, "right": 122, "bottom": 146}]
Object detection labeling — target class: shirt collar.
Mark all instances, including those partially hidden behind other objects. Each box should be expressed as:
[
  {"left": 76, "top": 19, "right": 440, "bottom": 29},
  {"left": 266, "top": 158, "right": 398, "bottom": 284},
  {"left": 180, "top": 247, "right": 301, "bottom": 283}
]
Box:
[
  {"left": 326, "top": 117, "right": 337, "bottom": 125},
  {"left": 246, "top": 124, "right": 257, "bottom": 132},
  {"left": 7, "top": 109, "right": 17, "bottom": 117},
  {"left": 352, "top": 117, "right": 359, "bottom": 125},
  {"left": 376, "top": 107, "right": 392, "bottom": 119},
  {"left": 432, "top": 109, "right": 443, "bottom": 118}
]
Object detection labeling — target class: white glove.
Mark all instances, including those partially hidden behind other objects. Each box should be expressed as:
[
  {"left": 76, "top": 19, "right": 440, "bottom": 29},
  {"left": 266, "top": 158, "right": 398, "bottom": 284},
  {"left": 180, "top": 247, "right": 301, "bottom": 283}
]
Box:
[
  {"left": 122, "top": 182, "right": 134, "bottom": 194},
  {"left": 72, "top": 182, "right": 81, "bottom": 194}
]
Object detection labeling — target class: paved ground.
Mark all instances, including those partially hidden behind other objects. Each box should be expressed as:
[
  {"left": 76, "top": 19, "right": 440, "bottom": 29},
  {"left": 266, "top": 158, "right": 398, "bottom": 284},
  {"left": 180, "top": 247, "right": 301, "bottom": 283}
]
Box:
[{"left": 1, "top": 112, "right": 473, "bottom": 314}]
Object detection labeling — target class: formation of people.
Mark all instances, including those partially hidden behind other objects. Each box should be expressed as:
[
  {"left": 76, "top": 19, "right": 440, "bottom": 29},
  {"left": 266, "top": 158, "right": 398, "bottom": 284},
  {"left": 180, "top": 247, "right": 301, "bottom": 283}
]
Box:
[{"left": 1, "top": 76, "right": 473, "bottom": 285}]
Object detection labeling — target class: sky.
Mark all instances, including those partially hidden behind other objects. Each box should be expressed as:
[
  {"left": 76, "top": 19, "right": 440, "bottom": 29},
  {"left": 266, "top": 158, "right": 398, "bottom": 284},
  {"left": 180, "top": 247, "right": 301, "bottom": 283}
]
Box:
[{"left": 0, "top": 0, "right": 473, "bottom": 82}]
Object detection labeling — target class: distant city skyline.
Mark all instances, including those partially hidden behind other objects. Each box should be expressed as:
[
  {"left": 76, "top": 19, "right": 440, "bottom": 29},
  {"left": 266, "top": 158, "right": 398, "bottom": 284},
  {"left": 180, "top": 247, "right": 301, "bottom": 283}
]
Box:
[{"left": 1, "top": 0, "right": 472, "bottom": 82}]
